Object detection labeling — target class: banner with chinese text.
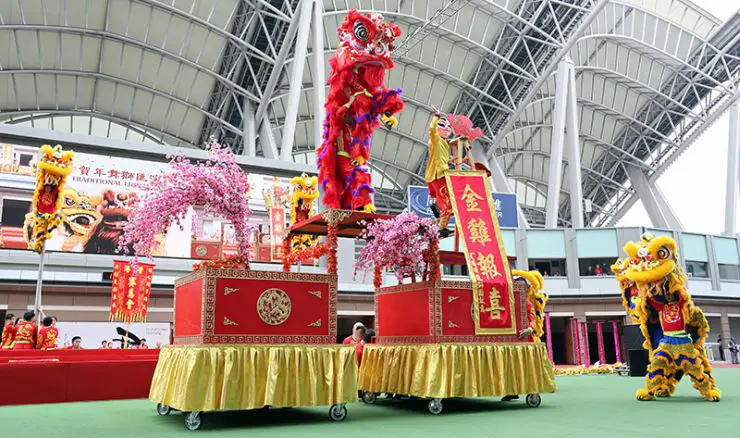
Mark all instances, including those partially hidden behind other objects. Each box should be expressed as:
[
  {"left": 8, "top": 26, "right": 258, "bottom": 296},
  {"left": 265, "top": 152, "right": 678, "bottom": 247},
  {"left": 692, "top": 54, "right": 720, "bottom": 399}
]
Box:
[
  {"left": 270, "top": 208, "right": 286, "bottom": 261},
  {"left": 445, "top": 171, "right": 516, "bottom": 335},
  {"left": 110, "top": 260, "right": 155, "bottom": 323}
]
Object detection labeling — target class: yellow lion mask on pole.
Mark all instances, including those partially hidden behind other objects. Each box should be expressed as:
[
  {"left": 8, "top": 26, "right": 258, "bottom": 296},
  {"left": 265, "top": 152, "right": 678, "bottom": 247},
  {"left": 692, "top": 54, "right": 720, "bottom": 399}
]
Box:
[{"left": 29, "top": 144, "right": 75, "bottom": 253}]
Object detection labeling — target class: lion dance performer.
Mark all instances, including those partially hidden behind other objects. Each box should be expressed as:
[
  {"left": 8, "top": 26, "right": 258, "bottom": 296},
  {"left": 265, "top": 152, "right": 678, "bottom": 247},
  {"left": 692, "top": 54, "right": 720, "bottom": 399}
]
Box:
[
  {"left": 28, "top": 144, "right": 75, "bottom": 253},
  {"left": 289, "top": 173, "right": 320, "bottom": 251},
  {"left": 317, "top": 10, "right": 404, "bottom": 213},
  {"left": 616, "top": 233, "right": 720, "bottom": 402}
]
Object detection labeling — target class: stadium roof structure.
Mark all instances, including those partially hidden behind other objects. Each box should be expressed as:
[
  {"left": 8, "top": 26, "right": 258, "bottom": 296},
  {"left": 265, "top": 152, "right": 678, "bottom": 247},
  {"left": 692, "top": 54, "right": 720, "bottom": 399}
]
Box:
[{"left": 1, "top": 0, "right": 739, "bottom": 228}]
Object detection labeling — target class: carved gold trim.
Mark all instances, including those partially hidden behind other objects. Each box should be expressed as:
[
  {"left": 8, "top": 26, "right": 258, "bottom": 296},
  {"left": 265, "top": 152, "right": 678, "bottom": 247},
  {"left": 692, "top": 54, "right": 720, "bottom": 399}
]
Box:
[
  {"left": 224, "top": 287, "right": 239, "bottom": 296},
  {"left": 448, "top": 295, "right": 459, "bottom": 303},
  {"left": 448, "top": 320, "right": 459, "bottom": 328},
  {"left": 223, "top": 317, "right": 238, "bottom": 326},
  {"left": 308, "top": 290, "right": 322, "bottom": 299},
  {"left": 256, "top": 288, "right": 292, "bottom": 326},
  {"left": 308, "top": 319, "right": 322, "bottom": 327}
]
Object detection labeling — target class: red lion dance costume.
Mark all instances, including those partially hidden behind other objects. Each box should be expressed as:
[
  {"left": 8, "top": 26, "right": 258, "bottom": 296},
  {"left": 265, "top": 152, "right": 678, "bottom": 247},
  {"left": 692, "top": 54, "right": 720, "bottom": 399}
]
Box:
[{"left": 317, "top": 10, "right": 404, "bottom": 212}]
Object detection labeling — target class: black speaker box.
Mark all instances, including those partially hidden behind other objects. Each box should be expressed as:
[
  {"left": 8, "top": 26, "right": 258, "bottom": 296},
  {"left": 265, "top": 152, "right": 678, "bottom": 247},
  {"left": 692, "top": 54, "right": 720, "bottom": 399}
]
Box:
[{"left": 628, "top": 349, "right": 649, "bottom": 376}]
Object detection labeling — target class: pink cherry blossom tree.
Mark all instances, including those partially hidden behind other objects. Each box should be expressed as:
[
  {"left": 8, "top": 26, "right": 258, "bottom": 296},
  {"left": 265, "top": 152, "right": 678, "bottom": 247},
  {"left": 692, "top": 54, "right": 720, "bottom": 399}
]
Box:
[
  {"left": 118, "top": 138, "right": 253, "bottom": 266},
  {"left": 354, "top": 211, "right": 438, "bottom": 284}
]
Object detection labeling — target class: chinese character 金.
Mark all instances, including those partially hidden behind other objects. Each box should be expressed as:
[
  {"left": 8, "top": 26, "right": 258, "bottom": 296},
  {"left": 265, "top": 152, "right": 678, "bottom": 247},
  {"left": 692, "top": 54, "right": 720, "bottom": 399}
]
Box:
[
  {"left": 460, "top": 184, "right": 485, "bottom": 212},
  {"left": 472, "top": 252, "right": 502, "bottom": 279},
  {"left": 466, "top": 218, "right": 491, "bottom": 245}
]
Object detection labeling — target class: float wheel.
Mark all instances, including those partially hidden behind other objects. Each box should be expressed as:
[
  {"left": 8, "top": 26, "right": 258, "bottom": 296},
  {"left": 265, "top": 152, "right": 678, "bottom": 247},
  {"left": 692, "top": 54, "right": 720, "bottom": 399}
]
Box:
[
  {"left": 525, "top": 394, "right": 541, "bottom": 408},
  {"left": 329, "top": 404, "right": 347, "bottom": 421},
  {"left": 156, "top": 403, "right": 172, "bottom": 416},
  {"left": 361, "top": 391, "right": 378, "bottom": 404},
  {"left": 427, "top": 398, "right": 443, "bottom": 415},
  {"left": 184, "top": 412, "right": 202, "bottom": 431}
]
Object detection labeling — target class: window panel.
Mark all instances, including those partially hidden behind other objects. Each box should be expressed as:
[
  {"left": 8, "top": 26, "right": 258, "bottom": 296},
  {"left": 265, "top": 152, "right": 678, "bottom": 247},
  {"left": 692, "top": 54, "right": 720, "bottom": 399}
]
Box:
[
  {"left": 576, "top": 229, "right": 618, "bottom": 258},
  {"left": 682, "top": 234, "right": 708, "bottom": 262},
  {"left": 526, "top": 231, "right": 566, "bottom": 259},
  {"left": 714, "top": 237, "right": 739, "bottom": 265}
]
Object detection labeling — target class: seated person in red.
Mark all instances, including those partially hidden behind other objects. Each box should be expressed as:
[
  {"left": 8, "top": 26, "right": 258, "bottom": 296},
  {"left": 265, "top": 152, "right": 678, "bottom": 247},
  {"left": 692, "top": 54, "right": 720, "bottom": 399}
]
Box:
[
  {"left": 66, "top": 336, "right": 84, "bottom": 350},
  {"left": 1, "top": 313, "right": 16, "bottom": 349},
  {"left": 12, "top": 311, "right": 38, "bottom": 350},
  {"left": 342, "top": 322, "right": 366, "bottom": 364},
  {"left": 37, "top": 316, "right": 59, "bottom": 350}
]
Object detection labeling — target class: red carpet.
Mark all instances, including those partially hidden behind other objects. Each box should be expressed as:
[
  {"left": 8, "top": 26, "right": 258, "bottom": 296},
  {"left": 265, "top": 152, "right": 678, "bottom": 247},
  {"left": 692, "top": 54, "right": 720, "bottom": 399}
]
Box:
[{"left": 0, "top": 349, "right": 159, "bottom": 406}]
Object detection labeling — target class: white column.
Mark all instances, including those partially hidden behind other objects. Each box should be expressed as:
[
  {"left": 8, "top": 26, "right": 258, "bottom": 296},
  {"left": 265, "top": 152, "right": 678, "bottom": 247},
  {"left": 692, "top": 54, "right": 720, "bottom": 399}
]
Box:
[
  {"left": 259, "top": 120, "right": 278, "bottom": 159},
  {"left": 311, "top": 0, "right": 326, "bottom": 150},
  {"left": 626, "top": 166, "right": 668, "bottom": 228},
  {"left": 725, "top": 104, "right": 739, "bottom": 236},
  {"left": 545, "top": 60, "right": 569, "bottom": 228},
  {"left": 243, "top": 100, "right": 256, "bottom": 157},
  {"left": 564, "top": 58, "right": 584, "bottom": 228},
  {"left": 280, "top": 0, "right": 313, "bottom": 162}
]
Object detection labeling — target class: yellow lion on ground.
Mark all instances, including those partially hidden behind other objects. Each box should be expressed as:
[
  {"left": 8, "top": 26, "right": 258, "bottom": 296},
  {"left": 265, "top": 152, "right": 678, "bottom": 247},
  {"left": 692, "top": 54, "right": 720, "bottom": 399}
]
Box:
[
  {"left": 289, "top": 173, "right": 320, "bottom": 252},
  {"left": 615, "top": 233, "right": 720, "bottom": 402},
  {"left": 28, "top": 145, "right": 75, "bottom": 253}
]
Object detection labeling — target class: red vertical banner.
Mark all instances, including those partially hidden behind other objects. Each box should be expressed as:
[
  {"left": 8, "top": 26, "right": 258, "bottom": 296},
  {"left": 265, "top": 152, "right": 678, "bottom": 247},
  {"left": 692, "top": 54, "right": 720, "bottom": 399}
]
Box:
[
  {"left": 110, "top": 260, "right": 154, "bottom": 322},
  {"left": 270, "top": 208, "right": 286, "bottom": 262},
  {"left": 445, "top": 171, "right": 516, "bottom": 335}
]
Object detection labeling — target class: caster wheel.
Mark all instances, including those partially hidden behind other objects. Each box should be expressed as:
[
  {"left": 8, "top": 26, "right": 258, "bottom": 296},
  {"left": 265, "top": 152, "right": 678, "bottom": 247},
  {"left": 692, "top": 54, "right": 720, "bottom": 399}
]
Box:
[
  {"left": 361, "top": 391, "right": 377, "bottom": 404},
  {"left": 428, "top": 398, "right": 443, "bottom": 415},
  {"left": 525, "top": 394, "right": 541, "bottom": 408},
  {"left": 329, "top": 404, "right": 347, "bottom": 421},
  {"left": 156, "top": 403, "right": 172, "bottom": 416},
  {"left": 184, "top": 412, "right": 202, "bottom": 431}
]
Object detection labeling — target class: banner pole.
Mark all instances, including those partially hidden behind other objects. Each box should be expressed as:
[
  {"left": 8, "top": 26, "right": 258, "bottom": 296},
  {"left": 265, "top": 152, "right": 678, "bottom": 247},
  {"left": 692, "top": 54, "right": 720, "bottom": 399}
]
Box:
[
  {"left": 34, "top": 243, "right": 46, "bottom": 339},
  {"left": 124, "top": 323, "right": 130, "bottom": 349}
]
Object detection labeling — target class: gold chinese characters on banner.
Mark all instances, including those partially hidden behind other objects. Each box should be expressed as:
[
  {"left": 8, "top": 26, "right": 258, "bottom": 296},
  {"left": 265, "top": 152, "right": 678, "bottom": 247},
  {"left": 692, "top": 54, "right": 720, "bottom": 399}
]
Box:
[
  {"left": 445, "top": 171, "right": 516, "bottom": 335},
  {"left": 110, "top": 260, "right": 154, "bottom": 322}
]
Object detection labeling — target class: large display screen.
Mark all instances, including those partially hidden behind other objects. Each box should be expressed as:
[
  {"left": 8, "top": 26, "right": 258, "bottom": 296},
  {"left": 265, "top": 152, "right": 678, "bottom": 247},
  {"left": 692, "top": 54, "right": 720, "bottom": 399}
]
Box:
[{"left": 0, "top": 143, "right": 292, "bottom": 262}]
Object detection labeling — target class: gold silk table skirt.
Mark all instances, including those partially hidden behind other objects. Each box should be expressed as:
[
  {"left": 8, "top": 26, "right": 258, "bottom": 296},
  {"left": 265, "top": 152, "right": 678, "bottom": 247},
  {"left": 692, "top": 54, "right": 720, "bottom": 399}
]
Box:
[
  {"left": 358, "top": 343, "right": 556, "bottom": 399},
  {"left": 149, "top": 345, "right": 358, "bottom": 412}
]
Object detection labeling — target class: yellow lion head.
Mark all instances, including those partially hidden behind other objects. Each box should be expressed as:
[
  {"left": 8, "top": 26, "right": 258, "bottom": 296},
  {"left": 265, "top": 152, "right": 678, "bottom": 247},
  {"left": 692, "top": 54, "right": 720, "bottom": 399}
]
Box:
[
  {"left": 622, "top": 233, "right": 679, "bottom": 283},
  {"left": 290, "top": 173, "right": 319, "bottom": 205},
  {"left": 37, "top": 144, "right": 74, "bottom": 182}
]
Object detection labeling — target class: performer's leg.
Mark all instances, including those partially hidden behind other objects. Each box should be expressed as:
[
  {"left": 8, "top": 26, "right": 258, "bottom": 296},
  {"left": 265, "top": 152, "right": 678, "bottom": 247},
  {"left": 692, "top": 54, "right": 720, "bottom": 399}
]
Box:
[
  {"left": 681, "top": 351, "right": 721, "bottom": 401},
  {"left": 349, "top": 164, "right": 375, "bottom": 212},
  {"left": 637, "top": 347, "right": 674, "bottom": 401}
]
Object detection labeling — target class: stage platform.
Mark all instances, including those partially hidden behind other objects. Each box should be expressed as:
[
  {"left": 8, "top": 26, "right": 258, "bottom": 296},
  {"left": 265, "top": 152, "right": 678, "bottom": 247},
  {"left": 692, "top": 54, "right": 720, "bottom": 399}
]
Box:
[{"left": 0, "top": 349, "right": 159, "bottom": 405}]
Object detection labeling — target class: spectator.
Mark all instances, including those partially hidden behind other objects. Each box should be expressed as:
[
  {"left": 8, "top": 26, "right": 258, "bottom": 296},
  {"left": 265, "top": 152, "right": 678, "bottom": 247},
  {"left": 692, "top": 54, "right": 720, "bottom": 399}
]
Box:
[
  {"left": 100, "top": 340, "right": 109, "bottom": 349},
  {"left": 729, "top": 337, "right": 739, "bottom": 364},
  {"left": 137, "top": 338, "right": 149, "bottom": 349},
  {"left": 51, "top": 316, "right": 58, "bottom": 326},
  {"left": 364, "top": 328, "right": 376, "bottom": 344},
  {"left": 594, "top": 264, "right": 604, "bottom": 276},
  {"left": 37, "top": 316, "right": 59, "bottom": 350},
  {"left": 587, "top": 265, "right": 593, "bottom": 276},
  {"left": 718, "top": 335, "right": 725, "bottom": 361},
  {"left": 353, "top": 326, "right": 367, "bottom": 364},
  {"left": 12, "top": 311, "right": 38, "bottom": 350},
  {"left": 342, "top": 322, "right": 366, "bottom": 346},
  {"left": 155, "top": 342, "right": 162, "bottom": 349},
  {"left": 107, "top": 341, "right": 115, "bottom": 349},
  {"left": 67, "top": 336, "right": 83, "bottom": 350},
  {"left": 1, "top": 313, "right": 16, "bottom": 349}
]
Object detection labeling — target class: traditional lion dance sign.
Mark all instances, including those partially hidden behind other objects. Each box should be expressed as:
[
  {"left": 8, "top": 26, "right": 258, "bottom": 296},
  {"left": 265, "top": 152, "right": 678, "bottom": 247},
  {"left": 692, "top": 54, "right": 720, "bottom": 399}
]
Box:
[
  {"left": 613, "top": 233, "right": 721, "bottom": 401},
  {"left": 317, "top": 10, "right": 404, "bottom": 213},
  {"left": 28, "top": 144, "right": 75, "bottom": 253}
]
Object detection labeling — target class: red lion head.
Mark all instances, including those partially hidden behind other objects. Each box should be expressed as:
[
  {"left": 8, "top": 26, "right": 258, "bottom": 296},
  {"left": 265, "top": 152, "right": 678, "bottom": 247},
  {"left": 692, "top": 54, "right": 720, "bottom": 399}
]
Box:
[{"left": 337, "top": 10, "right": 402, "bottom": 69}]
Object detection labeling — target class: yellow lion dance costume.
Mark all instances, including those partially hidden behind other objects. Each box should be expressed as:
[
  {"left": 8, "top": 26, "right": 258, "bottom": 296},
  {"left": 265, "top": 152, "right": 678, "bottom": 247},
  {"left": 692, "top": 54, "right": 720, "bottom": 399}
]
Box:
[
  {"left": 512, "top": 270, "right": 548, "bottom": 341},
  {"left": 29, "top": 145, "right": 75, "bottom": 253},
  {"left": 289, "top": 173, "right": 320, "bottom": 251},
  {"left": 615, "top": 233, "right": 720, "bottom": 402}
]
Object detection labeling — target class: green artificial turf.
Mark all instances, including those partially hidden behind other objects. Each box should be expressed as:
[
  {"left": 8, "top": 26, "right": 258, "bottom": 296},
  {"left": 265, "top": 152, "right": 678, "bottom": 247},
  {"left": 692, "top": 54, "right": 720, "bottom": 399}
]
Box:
[{"left": 1, "top": 369, "right": 738, "bottom": 437}]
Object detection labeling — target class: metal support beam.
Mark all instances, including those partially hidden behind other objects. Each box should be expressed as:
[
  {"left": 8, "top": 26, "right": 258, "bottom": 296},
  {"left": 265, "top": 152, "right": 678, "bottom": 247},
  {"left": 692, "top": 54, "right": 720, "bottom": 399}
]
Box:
[
  {"left": 725, "top": 104, "right": 740, "bottom": 236},
  {"left": 626, "top": 166, "right": 682, "bottom": 229},
  {"left": 564, "top": 58, "right": 584, "bottom": 228},
  {"left": 243, "top": 100, "right": 256, "bottom": 157},
  {"left": 311, "top": 0, "right": 326, "bottom": 151},
  {"left": 259, "top": 119, "right": 279, "bottom": 160},
  {"left": 477, "top": 146, "right": 529, "bottom": 228},
  {"left": 546, "top": 60, "right": 569, "bottom": 228},
  {"left": 280, "top": 0, "right": 313, "bottom": 162},
  {"left": 253, "top": 0, "right": 303, "bottom": 135}
]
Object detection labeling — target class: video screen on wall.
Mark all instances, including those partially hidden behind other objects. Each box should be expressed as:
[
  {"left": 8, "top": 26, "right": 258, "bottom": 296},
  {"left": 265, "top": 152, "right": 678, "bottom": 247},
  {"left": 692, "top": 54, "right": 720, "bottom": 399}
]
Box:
[{"left": 0, "top": 143, "right": 294, "bottom": 263}]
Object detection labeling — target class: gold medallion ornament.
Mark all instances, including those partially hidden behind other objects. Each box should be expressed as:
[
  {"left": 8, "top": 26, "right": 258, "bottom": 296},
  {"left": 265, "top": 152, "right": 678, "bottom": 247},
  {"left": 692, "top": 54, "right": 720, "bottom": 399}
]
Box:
[{"left": 256, "top": 288, "right": 292, "bottom": 325}]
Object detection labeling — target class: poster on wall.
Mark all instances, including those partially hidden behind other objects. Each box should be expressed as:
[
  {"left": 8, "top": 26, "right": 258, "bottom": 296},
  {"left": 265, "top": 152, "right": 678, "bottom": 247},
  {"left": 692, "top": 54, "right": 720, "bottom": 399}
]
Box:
[
  {"left": 55, "top": 321, "right": 171, "bottom": 349},
  {"left": 0, "top": 143, "right": 293, "bottom": 261}
]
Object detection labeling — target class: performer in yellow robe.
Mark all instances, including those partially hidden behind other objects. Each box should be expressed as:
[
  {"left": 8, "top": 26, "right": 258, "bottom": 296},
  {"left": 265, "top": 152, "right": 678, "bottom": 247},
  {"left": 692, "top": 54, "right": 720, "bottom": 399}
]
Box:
[{"left": 426, "top": 113, "right": 453, "bottom": 237}]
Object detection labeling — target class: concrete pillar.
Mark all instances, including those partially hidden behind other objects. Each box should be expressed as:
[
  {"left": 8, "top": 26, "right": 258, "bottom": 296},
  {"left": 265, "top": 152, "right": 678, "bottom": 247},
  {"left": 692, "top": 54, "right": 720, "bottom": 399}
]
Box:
[
  {"left": 596, "top": 320, "right": 606, "bottom": 364},
  {"left": 514, "top": 228, "right": 529, "bottom": 271},
  {"left": 243, "top": 100, "right": 256, "bottom": 157},
  {"left": 725, "top": 104, "right": 739, "bottom": 236},
  {"left": 311, "top": 0, "right": 326, "bottom": 150},
  {"left": 545, "top": 60, "right": 569, "bottom": 228},
  {"left": 564, "top": 58, "right": 584, "bottom": 228},
  {"left": 720, "top": 311, "right": 731, "bottom": 361},
  {"left": 280, "top": 0, "right": 313, "bottom": 161}
]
